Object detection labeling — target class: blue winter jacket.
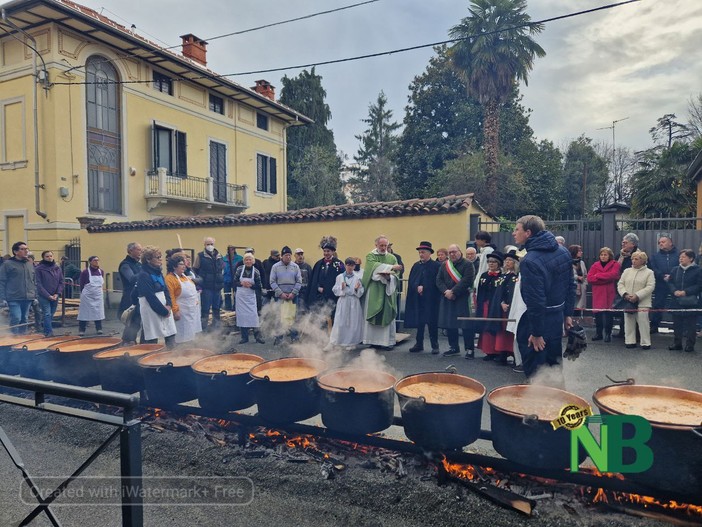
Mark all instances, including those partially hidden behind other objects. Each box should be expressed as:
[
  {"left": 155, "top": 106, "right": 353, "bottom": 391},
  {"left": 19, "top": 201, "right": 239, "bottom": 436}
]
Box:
[{"left": 520, "top": 230, "right": 576, "bottom": 337}]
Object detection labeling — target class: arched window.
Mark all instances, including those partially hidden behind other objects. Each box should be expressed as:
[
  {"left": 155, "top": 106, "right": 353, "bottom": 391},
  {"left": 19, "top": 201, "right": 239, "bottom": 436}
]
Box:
[{"left": 86, "top": 56, "right": 122, "bottom": 213}]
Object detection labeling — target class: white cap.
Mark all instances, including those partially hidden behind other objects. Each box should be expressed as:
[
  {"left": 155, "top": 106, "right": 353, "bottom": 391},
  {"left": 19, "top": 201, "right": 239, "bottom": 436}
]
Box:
[{"left": 294, "top": 248, "right": 304, "bottom": 254}]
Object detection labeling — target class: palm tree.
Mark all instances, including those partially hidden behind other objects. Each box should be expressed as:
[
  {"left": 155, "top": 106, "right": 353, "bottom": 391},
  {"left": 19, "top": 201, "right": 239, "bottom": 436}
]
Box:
[{"left": 448, "top": 0, "right": 545, "bottom": 211}]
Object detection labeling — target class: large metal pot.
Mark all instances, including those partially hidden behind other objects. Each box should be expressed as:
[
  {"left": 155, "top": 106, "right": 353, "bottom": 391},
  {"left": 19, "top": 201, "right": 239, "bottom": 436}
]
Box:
[
  {"left": 249, "top": 358, "right": 327, "bottom": 424},
  {"left": 192, "top": 353, "right": 264, "bottom": 413},
  {"left": 592, "top": 383, "right": 702, "bottom": 501},
  {"left": 317, "top": 369, "right": 397, "bottom": 435},
  {"left": 93, "top": 344, "right": 164, "bottom": 393},
  {"left": 488, "top": 384, "right": 590, "bottom": 469},
  {"left": 48, "top": 337, "right": 122, "bottom": 386},
  {"left": 138, "top": 348, "right": 214, "bottom": 408},
  {"left": 13, "top": 335, "right": 80, "bottom": 380},
  {"left": 0, "top": 334, "right": 45, "bottom": 375},
  {"left": 394, "top": 371, "right": 485, "bottom": 451}
]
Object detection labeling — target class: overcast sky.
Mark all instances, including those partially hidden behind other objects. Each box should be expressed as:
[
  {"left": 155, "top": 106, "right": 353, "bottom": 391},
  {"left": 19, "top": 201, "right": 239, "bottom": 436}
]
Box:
[{"left": 51, "top": 0, "right": 702, "bottom": 158}]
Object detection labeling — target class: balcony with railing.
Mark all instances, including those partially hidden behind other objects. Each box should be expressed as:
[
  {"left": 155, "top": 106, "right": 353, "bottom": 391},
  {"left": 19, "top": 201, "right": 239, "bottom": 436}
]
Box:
[{"left": 146, "top": 168, "right": 248, "bottom": 213}]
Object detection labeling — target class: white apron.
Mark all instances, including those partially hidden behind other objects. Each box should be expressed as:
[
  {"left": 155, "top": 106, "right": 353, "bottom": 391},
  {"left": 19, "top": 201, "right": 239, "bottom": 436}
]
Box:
[
  {"left": 174, "top": 275, "right": 202, "bottom": 343},
  {"left": 78, "top": 271, "right": 105, "bottom": 321},
  {"left": 139, "top": 291, "right": 177, "bottom": 341},
  {"left": 235, "top": 277, "right": 259, "bottom": 328}
]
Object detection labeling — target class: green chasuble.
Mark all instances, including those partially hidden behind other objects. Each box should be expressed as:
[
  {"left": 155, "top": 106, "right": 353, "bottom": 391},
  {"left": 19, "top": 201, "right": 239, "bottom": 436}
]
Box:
[{"left": 361, "top": 250, "right": 398, "bottom": 326}]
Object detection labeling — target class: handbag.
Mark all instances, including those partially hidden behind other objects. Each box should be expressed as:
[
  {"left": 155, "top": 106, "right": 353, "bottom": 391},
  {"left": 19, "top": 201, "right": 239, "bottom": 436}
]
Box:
[
  {"left": 613, "top": 297, "right": 638, "bottom": 312},
  {"left": 120, "top": 304, "right": 135, "bottom": 325},
  {"left": 676, "top": 295, "right": 698, "bottom": 308}
]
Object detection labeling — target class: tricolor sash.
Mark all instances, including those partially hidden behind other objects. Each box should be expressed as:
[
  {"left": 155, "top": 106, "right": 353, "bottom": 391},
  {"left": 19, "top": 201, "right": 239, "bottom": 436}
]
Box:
[{"left": 445, "top": 260, "right": 462, "bottom": 284}]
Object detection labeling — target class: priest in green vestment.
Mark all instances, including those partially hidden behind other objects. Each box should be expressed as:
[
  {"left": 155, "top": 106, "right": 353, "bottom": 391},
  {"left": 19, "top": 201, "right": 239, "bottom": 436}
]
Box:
[{"left": 361, "top": 235, "right": 402, "bottom": 346}]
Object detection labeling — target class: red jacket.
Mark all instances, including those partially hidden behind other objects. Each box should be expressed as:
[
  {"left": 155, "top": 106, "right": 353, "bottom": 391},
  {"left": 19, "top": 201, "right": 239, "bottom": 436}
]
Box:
[{"left": 587, "top": 259, "right": 621, "bottom": 310}]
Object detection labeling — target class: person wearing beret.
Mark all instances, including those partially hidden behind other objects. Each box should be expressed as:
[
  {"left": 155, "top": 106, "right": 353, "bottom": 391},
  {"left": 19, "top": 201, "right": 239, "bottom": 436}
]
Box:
[{"left": 405, "top": 242, "right": 441, "bottom": 354}]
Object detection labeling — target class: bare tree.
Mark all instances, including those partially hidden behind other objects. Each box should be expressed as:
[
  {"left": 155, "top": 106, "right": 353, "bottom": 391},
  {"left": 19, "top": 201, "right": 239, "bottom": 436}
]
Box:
[
  {"left": 594, "top": 142, "right": 635, "bottom": 208},
  {"left": 688, "top": 93, "right": 702, "bottom": 139}
]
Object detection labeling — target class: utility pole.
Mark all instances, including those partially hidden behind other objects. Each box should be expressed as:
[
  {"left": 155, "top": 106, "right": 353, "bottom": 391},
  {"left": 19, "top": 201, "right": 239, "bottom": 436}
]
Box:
[{"left": 597, "top": 117, "right": 629, "bottom": 203}]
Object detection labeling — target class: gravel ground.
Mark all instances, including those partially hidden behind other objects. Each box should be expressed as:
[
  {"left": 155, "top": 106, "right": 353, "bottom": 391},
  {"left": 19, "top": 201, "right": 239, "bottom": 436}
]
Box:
[
  {"left": 0, "top": 312, "right": 700, "bottom": 526},
  {"left": 0, "top": 403, "right": 674, "bottom": 527}
]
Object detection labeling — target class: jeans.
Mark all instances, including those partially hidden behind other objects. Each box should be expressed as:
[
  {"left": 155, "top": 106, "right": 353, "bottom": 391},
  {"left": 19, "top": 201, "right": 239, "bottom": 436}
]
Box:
[
  {"left": 200, "top": 288, "right": 222, "bottom": 329},
  {"left": 7, "top": 300, "right": 33, "bottom": 334},
  {"left": 38, "top": 297, "right": 58, "bottom": 336},
  {"left": 223, "top": 284, "right": 234, "bottom": 311}
]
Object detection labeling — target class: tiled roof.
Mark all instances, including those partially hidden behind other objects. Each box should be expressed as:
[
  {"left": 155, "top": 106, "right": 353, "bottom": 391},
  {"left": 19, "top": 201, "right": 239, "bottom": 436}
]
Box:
[{"left": 87, "top": 194, "right": 477, "bottom": 233}]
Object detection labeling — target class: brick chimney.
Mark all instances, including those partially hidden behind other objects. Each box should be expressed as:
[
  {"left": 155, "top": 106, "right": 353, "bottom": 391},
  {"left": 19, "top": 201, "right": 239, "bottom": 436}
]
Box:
[
  {"left": 251, "top": 79, "right": 275, "bottom": 101},
  {"left": 180, "top": 34, "right": 207, "bottom": 66}
]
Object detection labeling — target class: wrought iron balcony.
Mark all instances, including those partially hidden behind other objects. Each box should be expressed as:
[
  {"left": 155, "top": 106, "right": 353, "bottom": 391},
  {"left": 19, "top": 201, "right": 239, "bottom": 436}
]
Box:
[{"left": 146, "top": 168, "right": 248, "bottom": 213}]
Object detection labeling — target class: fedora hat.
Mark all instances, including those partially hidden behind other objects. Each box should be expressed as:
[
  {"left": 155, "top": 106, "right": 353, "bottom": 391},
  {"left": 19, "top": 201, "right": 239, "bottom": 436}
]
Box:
[{"left": 415, "top": 241, "right": 434, "bottom": 253}]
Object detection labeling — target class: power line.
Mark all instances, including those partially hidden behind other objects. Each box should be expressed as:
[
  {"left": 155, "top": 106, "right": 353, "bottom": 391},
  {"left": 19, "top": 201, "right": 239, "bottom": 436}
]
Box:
[
  {"left": 62, "top": 0, "right": 379, "bottom": 75},
  {"left": 51, "top": 0, "right": 641, "bottom": 88}
]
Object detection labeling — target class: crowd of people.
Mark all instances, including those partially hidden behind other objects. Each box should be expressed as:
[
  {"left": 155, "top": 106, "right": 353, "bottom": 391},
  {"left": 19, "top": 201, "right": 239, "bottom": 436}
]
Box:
[{"left": 1, "top": 222, "right": 700, "bottom": 381}]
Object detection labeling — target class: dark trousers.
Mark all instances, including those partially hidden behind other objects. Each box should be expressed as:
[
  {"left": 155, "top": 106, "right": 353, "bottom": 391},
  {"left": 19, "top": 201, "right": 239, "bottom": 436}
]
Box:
[
  {"left": 201, "top": 288, "right": 222, "bottom": 329},
  {"left": 650, "top": 287, "right": 668, "bottom": 329},
  {"left": 672, "top": 312, "right": 697, "bottom": 350},
  {"left": 594, "top": 312, "right": 613, "bottom": 337},
  {"left": 223, "top": 284, "right": 234, "bottom": 311},
  {"left": 462, "top": 323, "right": 476, "bottom": 351},
  {"left": 122, "top": 311, "right": 145, "bottom": 343},
  {"left": 144, "top": 334, "right": 176, "bottom": 348},
  {"left": 517, "top": 312, "right": 564, "bottom": 381},
  {"left": 415, "top": 321, "right": 438, "bottom": 349},
  {"left": 446, "top": 328, "right": 461, "bottom": 350},
  {"left": 79, "top": 320, "right": 103, "bottom": 332}
]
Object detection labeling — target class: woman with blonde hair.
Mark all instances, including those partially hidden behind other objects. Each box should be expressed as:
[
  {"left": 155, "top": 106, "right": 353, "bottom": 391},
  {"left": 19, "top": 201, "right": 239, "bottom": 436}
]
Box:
[
  {"left": 136, "top": 246, "right": 176, "bottom": 347},
  {"left": 617, "top": 251, "right": 655, "bottom": 349}
]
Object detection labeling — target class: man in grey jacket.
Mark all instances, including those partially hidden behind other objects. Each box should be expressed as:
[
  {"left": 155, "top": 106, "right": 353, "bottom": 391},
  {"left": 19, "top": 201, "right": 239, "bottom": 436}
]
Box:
[
  {"left": 0, "top": 241, "right": 36, "bottom": 334},
  {"left": 269, "top": 246, "right": 302, "bottom": 345}
]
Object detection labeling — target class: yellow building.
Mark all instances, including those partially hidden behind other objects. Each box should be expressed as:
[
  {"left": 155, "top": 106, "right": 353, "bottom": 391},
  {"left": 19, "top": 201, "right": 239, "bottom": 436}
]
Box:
[{"left": 0, "top": 0, "right": 311, "bottom": 256}]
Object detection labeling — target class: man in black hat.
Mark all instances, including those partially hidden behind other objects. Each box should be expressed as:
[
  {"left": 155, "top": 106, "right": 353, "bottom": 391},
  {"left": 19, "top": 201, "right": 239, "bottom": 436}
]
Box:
[
  {"left": 308, "top": 241, "right": 344, "bottom": 314},
  {"left": 269, "top": 246, "right": 302, "bottom": 345},
  {"left": 404, "top": 242, "right": 441, "bottom": 353}
]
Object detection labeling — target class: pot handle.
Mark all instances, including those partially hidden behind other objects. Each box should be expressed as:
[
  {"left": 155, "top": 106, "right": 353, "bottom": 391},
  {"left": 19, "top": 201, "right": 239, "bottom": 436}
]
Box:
[
  {"left": 34, "top": 349, "right": 52, "bottom": 357},
  {"left": 693, "top": 426, "right": 702, "bottom": 439},
  {"left": 247, "top": 374, "right": 270, "bottom": 385},
  {"left": 316, "top": 379, "right": 355, "bottom": 393},
  {"left": 156, "top": 361, "right": 175, "bottom": 373},
  {"left": 210, "top": 370, "right": 228, "bottom": 380},
  {"left": 400, "top": 395, "right": 426, "bottom": 412},
  {"left": 605, "top": 375, "right": 635, "bottom": 385},
  {"left": 522, "top": 414, "right": 540, "bottom": 427},
  {"left": 414, "top": 365, "right": 458, "bottom": 376}
]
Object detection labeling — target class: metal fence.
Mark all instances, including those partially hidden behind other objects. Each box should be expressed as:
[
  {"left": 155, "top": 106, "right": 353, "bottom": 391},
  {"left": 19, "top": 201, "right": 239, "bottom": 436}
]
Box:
[
  {"left": 479, "top": 212, "right": 702, "bottom": 266},
  {"left": 146, "top": 171, "right": 247, "bottom": 208}
]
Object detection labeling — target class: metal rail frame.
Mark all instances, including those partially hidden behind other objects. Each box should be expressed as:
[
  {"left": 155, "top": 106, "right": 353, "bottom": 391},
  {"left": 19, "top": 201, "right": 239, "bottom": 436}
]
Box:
[{"left": 0, "top": 374, "right": 143, "bottom": 527}]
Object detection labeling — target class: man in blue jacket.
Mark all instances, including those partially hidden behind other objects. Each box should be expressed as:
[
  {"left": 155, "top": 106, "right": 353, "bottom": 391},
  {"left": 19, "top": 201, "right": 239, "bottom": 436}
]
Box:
[
  {"left": 513, "top": 216, "right": 575, "bottom": 384},
  {"left": 649, "top": 233, "right": 677, "bottom": 333}
]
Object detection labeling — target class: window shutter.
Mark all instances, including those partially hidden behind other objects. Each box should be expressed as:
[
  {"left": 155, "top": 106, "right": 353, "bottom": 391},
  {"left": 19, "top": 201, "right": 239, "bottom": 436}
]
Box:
[
  {"left": 176, "top": 131, "right": 187, "bottom": 177},
  {"left": 151, "top": 121, "right": 158, "bottom": 171},
  {"left": 257, "top": 154, "right": 265, "bottom": 192},
  {"left": 270, "top": 157, "right": 277, "bottom": 194}
]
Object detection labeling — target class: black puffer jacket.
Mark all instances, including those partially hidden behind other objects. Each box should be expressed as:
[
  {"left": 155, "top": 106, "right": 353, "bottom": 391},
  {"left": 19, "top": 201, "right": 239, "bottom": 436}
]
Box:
[
  {"left": 194, "top": 250, "right": 224, "bottom": 290},
  {"left": 520, "top": 230, "right": 576, "bottom": 337}
]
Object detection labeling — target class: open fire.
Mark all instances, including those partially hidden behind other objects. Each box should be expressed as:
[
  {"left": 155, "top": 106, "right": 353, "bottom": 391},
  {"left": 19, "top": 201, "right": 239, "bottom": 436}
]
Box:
[{"left": 441, "top": 457, "right": 702, "bottom": 524}]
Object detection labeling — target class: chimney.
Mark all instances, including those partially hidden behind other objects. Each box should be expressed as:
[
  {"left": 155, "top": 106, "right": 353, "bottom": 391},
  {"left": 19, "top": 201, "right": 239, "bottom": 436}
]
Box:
[
  {"left": 251, "top": 79, "right": 275, "bottom": 101},
  {"left": 180, "top": 34, "right": 207, "bottom": 66}
]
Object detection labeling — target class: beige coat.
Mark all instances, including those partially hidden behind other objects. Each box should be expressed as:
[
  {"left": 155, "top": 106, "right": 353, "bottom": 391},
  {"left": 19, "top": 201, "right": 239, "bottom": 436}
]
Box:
[{"left": 617, "top": 266, "right": 655, "bottom": 308}]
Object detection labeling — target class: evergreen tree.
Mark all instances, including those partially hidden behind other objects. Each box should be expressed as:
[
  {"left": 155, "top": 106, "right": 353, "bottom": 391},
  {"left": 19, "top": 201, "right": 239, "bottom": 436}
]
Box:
[
  {"left": 561, "top": 136, "right": 609, "bottom": 216},
  {"left": 288, "top": 146, "right": 346, "bottom": 209},
  {"left": 278, "top": 68, "right": 342, "bottom": 208},
  {"left": 350, "top": 91, "right": 401, "bottom": 202}
]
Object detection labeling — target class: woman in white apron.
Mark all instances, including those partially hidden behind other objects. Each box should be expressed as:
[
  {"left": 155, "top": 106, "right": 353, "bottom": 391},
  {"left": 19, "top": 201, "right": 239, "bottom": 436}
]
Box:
[
  {"left": 234, "top": 253, "right": 265, "bottom": 345},
  {"left": 166, "top": 255, "right": 202, "bottom": 344},
  {"left": 136, "top": 246, "right": 176, "bottom": 347},
  {"left": 77, "top": 256, "right": 105, "bottom": 336}
]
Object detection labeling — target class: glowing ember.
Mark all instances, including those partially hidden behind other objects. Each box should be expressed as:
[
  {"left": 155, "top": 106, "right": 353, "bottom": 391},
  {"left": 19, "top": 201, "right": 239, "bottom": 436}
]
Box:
[{"left": 441, "top": 457, "right": 482, "bottom": 481}]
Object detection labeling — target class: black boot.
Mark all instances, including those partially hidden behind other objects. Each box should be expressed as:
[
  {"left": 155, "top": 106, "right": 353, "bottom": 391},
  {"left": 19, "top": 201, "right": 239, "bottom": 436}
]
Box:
[
  {"left": 409, "top": 343, "right": 424, "bottom": 353},
  {"left": 254, "top": 330, "right": 265, "bottom": 344},
  {"left": 239, "top": 328, "right": 249, "bottom": 344}
]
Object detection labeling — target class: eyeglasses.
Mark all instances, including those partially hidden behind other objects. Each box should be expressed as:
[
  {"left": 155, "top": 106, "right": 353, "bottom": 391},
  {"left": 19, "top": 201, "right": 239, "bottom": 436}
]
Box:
[{"left": 448, "top": 250, "right": 460, "bottom": 254}]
